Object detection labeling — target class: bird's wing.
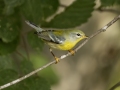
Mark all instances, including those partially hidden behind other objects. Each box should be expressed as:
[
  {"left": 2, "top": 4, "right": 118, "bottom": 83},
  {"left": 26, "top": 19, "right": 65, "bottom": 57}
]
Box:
[
  {"left": 25, "top": 21, "right": 43, "bottom": 32},
  {"left": 36, "top": 30, "right": 65, "bottom": 44},
  {"left": 25, "top": 20, "right": 66, "bottom": 44}
]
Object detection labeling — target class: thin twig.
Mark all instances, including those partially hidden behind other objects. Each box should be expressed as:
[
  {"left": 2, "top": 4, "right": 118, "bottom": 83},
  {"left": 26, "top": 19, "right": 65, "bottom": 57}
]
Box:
[
  {"left": 97, "top": 6, "right": 120, "bottom": 14},
  {"left": 15, "top": 50, "right": 26, "bottom": 59},
  {"left": 109, "top": 81, "right": 120, "bottom": 90},
  {"left": 22, "top": 35, "right": 30, "bottom": 61},
  {"left": 0, "top": 15, "right": 120, "bottom": 90},
  {"left": 75, "top": 14, "right": 120, "bottom": 51}
]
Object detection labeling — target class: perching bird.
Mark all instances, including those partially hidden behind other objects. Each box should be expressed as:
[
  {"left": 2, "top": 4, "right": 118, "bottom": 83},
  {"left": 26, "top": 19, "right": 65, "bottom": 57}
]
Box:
[{"left": 26, "top": 21, "right": 88, "bottom": 63}]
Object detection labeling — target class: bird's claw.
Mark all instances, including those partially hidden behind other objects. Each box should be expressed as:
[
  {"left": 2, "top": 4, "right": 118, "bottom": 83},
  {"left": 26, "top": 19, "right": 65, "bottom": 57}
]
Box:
[
  {"left": 55, "top": 57, "right": 60, "bottom": 64},
  {"left": 68, "top": 50, "right": 75, "bottom": 56}
]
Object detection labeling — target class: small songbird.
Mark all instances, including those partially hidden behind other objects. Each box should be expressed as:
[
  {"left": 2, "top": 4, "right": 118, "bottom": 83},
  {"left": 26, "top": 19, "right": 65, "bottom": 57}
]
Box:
[{"left": 26, "top": 21, "right": 88, "bottom": 64}]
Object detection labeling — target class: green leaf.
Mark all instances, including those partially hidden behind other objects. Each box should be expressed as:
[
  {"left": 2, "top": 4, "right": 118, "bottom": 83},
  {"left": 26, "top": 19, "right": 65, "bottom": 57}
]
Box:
[
  {"left": 0, "top": 55, "right": 15, "bottom": 71},
  {"left": 3, "top": 0, "right": 24, "bottom": 15},
  {"left": 0, "top": 37, "right": 19, "bottom": 55},
  {"left": 18, "top": 76, "right": 51, "bottom": 90},
  {"left": 0, "top": 0, "right": 5, "bottom": 15},
  {"left": 19, "top": 60, "right": 34, "bottom": 74},
  {"left": 101, "top": 0, "right": 120, "bottom": 6},
  {"left": 45, "top": 0, "right": 95, "bottom": 28},
  {"left": 0, "top": 69, "right": 51, "bottom": 90},
  {"left": 0, "top": 69, "right": 18, "bottom": 90},
  {"left": 21, "top": 0, "right": 59, "bottom": 24},
  {"left": 27, "top": 31, "right": 44, "bottom": 51},
  {"left": 0, "top": 16, "right": 20, "bottom": 43}
]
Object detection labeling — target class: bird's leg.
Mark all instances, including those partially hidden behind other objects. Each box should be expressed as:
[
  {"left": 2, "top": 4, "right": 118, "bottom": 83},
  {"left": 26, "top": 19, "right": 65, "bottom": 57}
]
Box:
[
  {"left": 49, "top": 48, "right": 60, "bottom": 64},
  {"left": 68, "top": 49, "right": 75, "bottom": 56}
]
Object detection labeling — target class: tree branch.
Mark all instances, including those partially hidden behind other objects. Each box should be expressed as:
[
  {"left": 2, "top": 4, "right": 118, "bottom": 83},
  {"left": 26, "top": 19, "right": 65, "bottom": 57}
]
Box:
[
  {"left": 97, "top": 6, "right": 120, "bottom": 14},
  {"left": 109, "top": 81, "right": 120, "bottom": 90},
  {"left": 0, "top": 15, "right": 120, "bottom": 90}
]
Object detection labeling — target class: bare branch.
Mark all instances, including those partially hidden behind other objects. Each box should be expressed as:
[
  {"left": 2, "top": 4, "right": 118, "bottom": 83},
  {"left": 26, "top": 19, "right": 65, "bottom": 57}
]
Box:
[
  {"left": 75, "top": 15, "right": 120, "bottom": 52},
  {"left": 97, "top": 6, "right": 120, "bottom": 14},
  {"left": 109, "top": 81, "right": 120, "bottom": 90},
  {"left": 0, "top": 15, "right": 120, "bottom": 90}
]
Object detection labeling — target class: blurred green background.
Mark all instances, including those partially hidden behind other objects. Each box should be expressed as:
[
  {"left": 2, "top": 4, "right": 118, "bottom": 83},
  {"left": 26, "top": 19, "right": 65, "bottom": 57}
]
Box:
[{"left": 0, "top": 0, "right": 120, "bottom": 90}]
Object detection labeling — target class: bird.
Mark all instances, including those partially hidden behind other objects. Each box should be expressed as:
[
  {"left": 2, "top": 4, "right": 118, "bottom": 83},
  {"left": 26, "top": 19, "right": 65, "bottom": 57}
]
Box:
[{"left": 25, "top": 21, "right": 88, "bottom": 64}]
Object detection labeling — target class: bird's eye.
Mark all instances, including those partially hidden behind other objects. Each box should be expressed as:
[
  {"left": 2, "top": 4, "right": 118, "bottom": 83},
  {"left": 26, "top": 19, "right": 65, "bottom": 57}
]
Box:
[{"left": 76, "top": 33, "right": 81, "bottom": 36}]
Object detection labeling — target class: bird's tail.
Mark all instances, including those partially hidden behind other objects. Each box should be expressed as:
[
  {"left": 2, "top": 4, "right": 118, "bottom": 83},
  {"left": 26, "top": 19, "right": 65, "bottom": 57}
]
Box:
[{"left": 25, "top": 21, "right": 43, "bottom": 32}]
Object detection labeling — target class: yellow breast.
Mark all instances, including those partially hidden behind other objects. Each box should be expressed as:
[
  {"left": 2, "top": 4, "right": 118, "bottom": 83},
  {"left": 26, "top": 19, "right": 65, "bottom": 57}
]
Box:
[
  {"left": 47, "top": 41, "right": 76, "bottom": 50},
  {"left": 57, "top": 42, "right": 76, "bottom": 50}
]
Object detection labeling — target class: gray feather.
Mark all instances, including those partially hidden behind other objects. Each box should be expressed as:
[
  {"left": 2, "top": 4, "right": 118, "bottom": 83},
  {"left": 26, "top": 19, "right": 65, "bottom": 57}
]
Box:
[{"left": 25, "top": 21, "right": 43, "bottom": 32}]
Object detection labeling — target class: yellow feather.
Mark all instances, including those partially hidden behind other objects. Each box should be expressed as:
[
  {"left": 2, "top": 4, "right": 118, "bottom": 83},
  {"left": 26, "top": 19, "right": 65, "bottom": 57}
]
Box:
[{"left": 46, "top": 35, "right": 87, "bottom": 50}]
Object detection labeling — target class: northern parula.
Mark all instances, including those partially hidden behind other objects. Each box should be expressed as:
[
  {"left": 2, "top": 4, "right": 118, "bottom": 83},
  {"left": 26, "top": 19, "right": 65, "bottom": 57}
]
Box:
[{"left": 26, "top": 21, "right": 88, "bottom": 63}]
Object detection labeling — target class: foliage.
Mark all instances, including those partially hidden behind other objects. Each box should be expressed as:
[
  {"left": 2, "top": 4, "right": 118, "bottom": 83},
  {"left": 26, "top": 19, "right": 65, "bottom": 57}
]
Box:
[
  {"left": 101, "top": 0, "right": 120, "bottom": 7},
  {"left": 0, "top": 0, "right": 119, "bottom": 89}
]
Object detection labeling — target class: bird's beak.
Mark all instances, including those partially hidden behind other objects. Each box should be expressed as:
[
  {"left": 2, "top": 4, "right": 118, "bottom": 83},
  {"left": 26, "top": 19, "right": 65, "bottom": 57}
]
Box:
[{"left": 84, "top": 35, "right": 88, "bottom": 39}]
